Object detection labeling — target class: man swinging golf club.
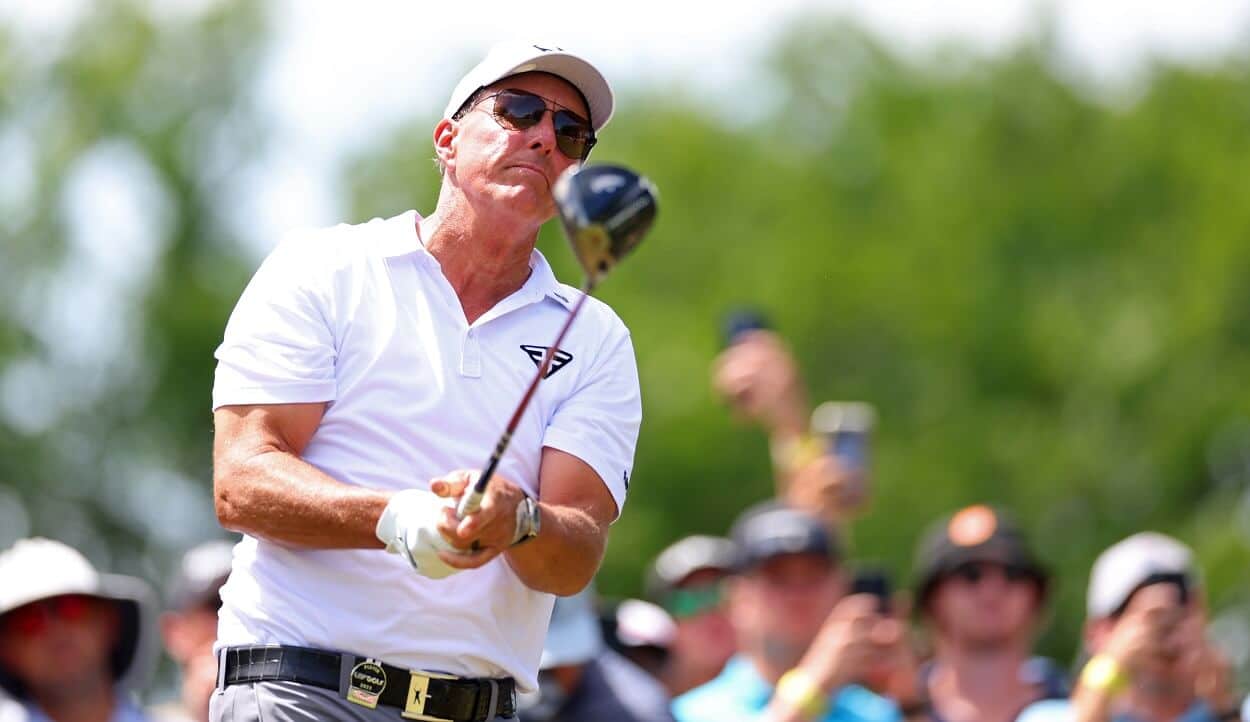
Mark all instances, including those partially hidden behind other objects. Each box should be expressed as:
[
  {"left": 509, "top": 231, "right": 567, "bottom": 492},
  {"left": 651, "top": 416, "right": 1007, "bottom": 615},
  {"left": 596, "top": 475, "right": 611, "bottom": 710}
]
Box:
[{"left": 210, "top": 41, "right": 654, "bottom": 722}]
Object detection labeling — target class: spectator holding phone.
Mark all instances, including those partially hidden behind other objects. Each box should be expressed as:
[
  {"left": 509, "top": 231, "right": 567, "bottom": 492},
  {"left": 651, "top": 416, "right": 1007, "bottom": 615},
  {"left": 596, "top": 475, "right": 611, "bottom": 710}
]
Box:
[
  {"left": 711, "top": 316, "right": 868, "bottom": 523},
  {"left": 1018, "top": 533, "right": 1241, "bottom": 722},
  {"left": 672, "top": 501, "right": 910, "bottom": 722},
  {"left": 909, "top": 505, "right": 1066, "bottom": 722}
]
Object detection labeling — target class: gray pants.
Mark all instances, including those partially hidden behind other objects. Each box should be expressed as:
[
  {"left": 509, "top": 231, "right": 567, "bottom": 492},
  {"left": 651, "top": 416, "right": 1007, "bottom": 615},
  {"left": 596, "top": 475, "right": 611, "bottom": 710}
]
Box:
[{"left": 210, "top": 681, "right": 517, "bottom": 721}]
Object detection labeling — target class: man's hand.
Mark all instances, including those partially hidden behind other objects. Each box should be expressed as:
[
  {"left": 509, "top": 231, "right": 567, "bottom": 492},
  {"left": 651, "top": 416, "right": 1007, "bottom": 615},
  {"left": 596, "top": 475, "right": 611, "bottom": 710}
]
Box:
[
  {"left": 430, "top": 470, "right": 528, "bottom": 571},
  {"left": 1101, "top": 584, "right": 1186, "bottom": 676},
  {"left": 712, "top": 330, "right": 809, "bottom": 436},
  {"left": 796, "top": 594, "right": 901, "bottom": 694},
  {"left": 375, "top": 489, "right": 461, "bottom": 579},
  {"left": 785, "top": 454, "right": 868, "bottom": 523}
]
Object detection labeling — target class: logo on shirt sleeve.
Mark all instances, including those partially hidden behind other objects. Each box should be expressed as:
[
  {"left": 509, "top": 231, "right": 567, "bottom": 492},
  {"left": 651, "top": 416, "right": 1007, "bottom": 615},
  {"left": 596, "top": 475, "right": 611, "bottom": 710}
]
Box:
[{"left": 520, "top": 345, "right": 574, "bottom": 378}]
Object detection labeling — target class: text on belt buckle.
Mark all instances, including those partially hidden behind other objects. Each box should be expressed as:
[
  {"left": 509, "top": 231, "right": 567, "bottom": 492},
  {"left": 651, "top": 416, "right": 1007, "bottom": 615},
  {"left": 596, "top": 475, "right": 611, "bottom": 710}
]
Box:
[{"left": 402, "top": 669, "right": 458, "bottom": 722}]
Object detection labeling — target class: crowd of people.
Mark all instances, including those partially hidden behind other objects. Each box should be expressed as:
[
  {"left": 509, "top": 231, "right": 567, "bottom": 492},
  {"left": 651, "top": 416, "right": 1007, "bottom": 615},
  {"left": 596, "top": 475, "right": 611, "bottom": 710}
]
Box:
[
  {"left": 0, "top": 40, "right": 1246, "bottom": 722},
  {"left": 0, "top": 327, "right": 1243, "bottom": 722}
]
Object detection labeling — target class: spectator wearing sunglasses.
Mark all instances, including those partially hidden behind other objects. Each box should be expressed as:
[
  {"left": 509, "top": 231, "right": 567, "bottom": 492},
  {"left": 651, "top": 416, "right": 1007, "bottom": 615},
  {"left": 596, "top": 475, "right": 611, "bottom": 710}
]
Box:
[
  {"left": 1018, "top": 533, "right": 1241, "bottom": 722},
  {"left": 210, "top": 41, "right": 639, "bottom": 722},
  {"left": 673, "top": 502, "right": 905, "bottom": 722},
  {"left": 645, "top": 535, "right": 739, "bottom": 696},
  {"left": 0, "top": 537, "right": 158, "bottom": 722},
  {"left": 909, "top": 505, "right": 1066, "bottom": 722},
  {"left": 150, "top": 541, "right": 235, "bottom": 722}
]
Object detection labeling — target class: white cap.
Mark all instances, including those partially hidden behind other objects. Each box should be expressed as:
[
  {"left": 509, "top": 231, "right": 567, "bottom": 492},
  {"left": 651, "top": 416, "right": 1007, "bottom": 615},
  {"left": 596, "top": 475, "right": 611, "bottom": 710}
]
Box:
[
  {"left": 614, "top": 599, "right": 676, "bottom": 649},
  {"left": 443, "top": 42, "right": 614, "bottom": 131},
  {"left": 0, "top": 538, "right": 158, "bottom": 698},
  {"left": 1087, "top": 532, "right": 1197, "bottom": 618}
]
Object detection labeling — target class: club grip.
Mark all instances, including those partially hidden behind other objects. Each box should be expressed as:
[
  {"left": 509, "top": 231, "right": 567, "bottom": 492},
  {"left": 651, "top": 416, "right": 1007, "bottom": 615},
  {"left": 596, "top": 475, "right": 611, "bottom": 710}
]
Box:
[{"left": 455, "top": 431, "right": 512, "bottom": 519}]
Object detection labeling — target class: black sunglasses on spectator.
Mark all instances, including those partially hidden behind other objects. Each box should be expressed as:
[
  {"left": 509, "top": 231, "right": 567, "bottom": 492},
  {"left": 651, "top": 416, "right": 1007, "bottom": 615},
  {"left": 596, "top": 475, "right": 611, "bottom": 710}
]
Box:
[
  {"left": 469, "top": 89, "right": 596, "bottom": 161},
  {"left": 948, "top": 561, "right": 1033, "bottom": 585}
]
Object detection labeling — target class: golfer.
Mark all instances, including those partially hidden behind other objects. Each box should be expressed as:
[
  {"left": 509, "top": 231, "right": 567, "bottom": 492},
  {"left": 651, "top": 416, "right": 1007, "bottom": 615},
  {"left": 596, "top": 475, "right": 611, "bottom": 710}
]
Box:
[{"left": 209, "top": 42, "right": 641, "bottom": 722}]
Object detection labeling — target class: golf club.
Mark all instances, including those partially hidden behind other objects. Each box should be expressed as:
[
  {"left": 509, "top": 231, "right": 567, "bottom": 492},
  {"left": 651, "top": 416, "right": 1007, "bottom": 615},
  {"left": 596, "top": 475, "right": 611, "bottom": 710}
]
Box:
[{"left": 456, "top": 163, "right": 658, "bottom": 519}]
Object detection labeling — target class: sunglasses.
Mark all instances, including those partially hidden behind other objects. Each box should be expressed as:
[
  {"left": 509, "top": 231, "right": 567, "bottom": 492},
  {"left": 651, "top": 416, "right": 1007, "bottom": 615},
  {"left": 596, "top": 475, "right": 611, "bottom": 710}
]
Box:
[
  {"left": 663, "top": 584, "right": 724, "bottom": 619},
  {"left": 948, "top": 561, "right": 1034, "bottom": 585},
  {"left": 472, "top": 89, "right": 596, "bottom": 161},
  {"left": 0, "top": 594, "right": 96, "bottom": 638}
]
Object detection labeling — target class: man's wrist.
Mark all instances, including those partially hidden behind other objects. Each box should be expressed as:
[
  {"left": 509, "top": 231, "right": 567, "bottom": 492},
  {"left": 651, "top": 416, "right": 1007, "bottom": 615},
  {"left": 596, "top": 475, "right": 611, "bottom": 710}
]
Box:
[
  {"left": 776, "top": 667, "right": 830, "bottom": 720},
  {"left": 1079, "top": 654, "right": 1129, "bottom": 695},
  {"left": 771, "top": 432, "right": 824, "bottom": 474},
  {"left": 510, "top": 495, "right": 541, "bottom": 546}
]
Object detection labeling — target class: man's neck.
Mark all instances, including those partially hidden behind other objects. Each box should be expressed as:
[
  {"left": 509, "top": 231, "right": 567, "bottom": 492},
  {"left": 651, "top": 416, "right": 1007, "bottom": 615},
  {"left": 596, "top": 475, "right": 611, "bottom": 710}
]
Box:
[
  {"left": 33, "top": 681, "right": 117, "bottom": 722},
  {"left": 421, "top": 196, "right": 541, "bottom": 324},
  {"left": 1120, "top": 682, "right": 1197, "bottom": 722},
  {"left": 928, "top": 642, "right": 1035, "bottom": 722}
]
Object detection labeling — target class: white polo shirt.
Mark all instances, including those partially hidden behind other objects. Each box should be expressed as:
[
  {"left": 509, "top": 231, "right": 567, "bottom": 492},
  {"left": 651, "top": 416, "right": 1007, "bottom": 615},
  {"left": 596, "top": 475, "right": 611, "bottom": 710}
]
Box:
[{"left": 210, "top": 210, "right": 641, "bottom": 690}]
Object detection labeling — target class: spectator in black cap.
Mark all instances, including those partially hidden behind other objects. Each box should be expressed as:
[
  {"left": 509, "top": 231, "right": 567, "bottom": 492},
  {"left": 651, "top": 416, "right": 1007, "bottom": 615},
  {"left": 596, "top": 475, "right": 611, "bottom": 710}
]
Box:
[
  {"left": 673, "top": 501, "right": 909, "bottom": 722},
  {"left": 0, "top": 537, "right": 157, "bottom": 722},
  {"left": 1018, "top": 532, "right": 1240, "bottom": 722},
  {"left": 150, "top": 540, "right": 234, "bottom": 722},
  {"left": 908, "top": 505, "right": 1066, "bottom": 722},
  {"left": 645, "top": 535, "right": 738, "bottom": 696}
]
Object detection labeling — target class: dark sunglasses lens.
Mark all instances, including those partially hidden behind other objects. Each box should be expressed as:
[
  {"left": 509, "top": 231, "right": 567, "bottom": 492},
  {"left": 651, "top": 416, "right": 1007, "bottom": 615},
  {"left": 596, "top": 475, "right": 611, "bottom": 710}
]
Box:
[
  {"left": 493, "top": 92, "right": 546, "bottom": 130},
  {"left": 953, "top": 563, "right": 983, "bottom": 584},
  {"left": 553, "top": 111, "right": 594, "bottom": 159},
  {"left": 1004, "top": 565, "right": 1031, "bottom": 582},
  {"left": 665, "top": 585, "right": 722, "bottom": 619}
]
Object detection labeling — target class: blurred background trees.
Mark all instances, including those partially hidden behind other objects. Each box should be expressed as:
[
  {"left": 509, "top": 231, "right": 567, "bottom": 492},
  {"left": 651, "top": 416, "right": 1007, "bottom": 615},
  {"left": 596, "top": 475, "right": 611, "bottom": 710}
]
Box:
[{"left": 3, "top": 1, "right": 1250, "bottom": 680}]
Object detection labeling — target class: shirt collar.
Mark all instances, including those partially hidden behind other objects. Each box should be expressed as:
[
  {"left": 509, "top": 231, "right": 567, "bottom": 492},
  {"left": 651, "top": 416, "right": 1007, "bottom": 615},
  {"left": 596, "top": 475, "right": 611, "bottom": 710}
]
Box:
[{"left": 382, "top": 210, "right": 577, "bottom": 310}]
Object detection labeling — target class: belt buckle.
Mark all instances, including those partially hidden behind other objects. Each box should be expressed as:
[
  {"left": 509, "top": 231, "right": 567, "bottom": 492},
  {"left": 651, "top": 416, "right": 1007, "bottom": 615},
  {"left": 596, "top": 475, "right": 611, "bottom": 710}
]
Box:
[{"left": 402, "top": 669, "right": 459, "bottom": 722}]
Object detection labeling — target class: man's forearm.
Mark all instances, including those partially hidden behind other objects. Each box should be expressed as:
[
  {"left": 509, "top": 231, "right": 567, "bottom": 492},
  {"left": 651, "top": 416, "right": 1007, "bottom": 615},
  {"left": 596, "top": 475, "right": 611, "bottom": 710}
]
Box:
[
  {"left": 504, "top": 502, "right": 606, "bottom": 596},
  {"left": 215, "top": 450, "right": 390, "bottom": 549}
]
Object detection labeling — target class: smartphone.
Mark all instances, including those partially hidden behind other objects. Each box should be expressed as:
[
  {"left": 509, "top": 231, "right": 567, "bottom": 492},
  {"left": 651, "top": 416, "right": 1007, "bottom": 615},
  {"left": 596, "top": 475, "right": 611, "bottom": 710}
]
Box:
[
  {"left": 810, "top": 401, "right": 877, "bottom": 474},
  {"left": 721, "top": 308, "right": 770, "bottom": 347},
  {"left": 851, "top": 567, "right": 893, "bottom": 614}
]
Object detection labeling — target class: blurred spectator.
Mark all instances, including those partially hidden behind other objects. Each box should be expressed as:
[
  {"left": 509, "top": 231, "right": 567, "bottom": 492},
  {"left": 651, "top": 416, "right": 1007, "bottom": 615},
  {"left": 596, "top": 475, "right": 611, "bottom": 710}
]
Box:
[
  {"left": 149, "top": 540, "right": 234, "bottom": 722},
  {"left": 910, "top": 505, "right": 1067, "bottom": 722},
  {"left": 602, "top": 598, "right": 677, "bottom": 682},
  {"left": 673, "top": 501, "right": 908, "bottom": 722},
  {"left": 712, "top": 328, "right": 867, "bottom": 523},
  {"left": 1018, "top": 533, "right": 1241, "bottom": 722},
  {"left": 519, "top": 587, "right": 675, "bottom": 722},
  {"left": 645, "top": 534, "right": 739, "bottom": 695},
  {"left": 0, "top": 537, "right": 157, "bottom": 722}
]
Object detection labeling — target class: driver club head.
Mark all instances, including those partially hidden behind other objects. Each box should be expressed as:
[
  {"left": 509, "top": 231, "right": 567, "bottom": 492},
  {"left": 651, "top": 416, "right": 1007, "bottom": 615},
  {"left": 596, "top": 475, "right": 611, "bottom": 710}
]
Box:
[{"left": 554, "top": 164, "right": 658, "bottom": 287}]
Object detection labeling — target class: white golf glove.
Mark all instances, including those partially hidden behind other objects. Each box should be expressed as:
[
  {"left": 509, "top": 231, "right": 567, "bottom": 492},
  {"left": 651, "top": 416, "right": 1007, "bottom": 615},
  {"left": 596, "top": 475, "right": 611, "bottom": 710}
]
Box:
[{"left": 376, "top": 489, "right": 461, "bottom": 580}]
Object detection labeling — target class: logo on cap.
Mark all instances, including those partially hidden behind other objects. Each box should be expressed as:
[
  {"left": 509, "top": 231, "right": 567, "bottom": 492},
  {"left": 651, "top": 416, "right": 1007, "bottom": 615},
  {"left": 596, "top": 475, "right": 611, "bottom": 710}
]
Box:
[{"left": 948, "top": 505, "right": 997, "bottom": 547}]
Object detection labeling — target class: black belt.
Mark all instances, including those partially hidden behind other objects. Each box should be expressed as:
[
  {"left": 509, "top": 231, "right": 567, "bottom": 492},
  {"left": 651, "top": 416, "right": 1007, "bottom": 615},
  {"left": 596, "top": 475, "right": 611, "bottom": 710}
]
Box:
[{"left": 219, "top": 645, "right": 516, "bottom": 721}]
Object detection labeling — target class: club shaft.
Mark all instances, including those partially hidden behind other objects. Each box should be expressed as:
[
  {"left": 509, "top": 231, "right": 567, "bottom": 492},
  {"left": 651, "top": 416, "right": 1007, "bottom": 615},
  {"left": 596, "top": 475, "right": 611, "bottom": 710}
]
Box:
[{"left": 456, "top": 284, "right": 594, "bottom": 518}]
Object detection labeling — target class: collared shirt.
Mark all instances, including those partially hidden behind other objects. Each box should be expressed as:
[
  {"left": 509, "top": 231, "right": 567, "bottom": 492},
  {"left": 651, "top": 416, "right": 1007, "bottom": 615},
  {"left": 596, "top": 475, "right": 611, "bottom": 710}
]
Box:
[
  {"left": 1017, "top": 699, "right": 1223, "bottom": 722},
  {"left": 672, "top": 656, "right": 902, "bottom": 722},
  {"left": 211, "top": 211, "right": 642, "bottom": 691}
]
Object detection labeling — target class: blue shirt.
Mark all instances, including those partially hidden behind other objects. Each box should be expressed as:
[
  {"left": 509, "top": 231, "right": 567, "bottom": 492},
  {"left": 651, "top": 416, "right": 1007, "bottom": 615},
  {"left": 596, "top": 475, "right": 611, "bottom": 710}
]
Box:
[
  {"left": 1017, "top": 698, "right": 1222, "bottom": 722},
  {"left": 672, "top": 655, "right": 902, "bottom": 722}
]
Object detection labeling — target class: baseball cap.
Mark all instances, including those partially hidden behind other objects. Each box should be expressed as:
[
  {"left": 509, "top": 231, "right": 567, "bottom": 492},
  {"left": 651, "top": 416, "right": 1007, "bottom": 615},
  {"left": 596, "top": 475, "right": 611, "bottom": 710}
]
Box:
[
  {"left": 729, "top": 501, "right": 839, "bottom": 571},
  {"left": 167, "top": 539, "right": 234, "bottom": 612},
  {"left": 1086, "top": 532, "right": 1198, "bottom": 619},
  {"left": 645, "top": 535, "right": 737, "bottom": 602},
  {"left": 613, "top": 599, "right": 677, "bottom": 650},
  {"left": 913, "top": 505, "right": 1048, "bottom": 607},
  {"left": 443, "top": 42, "right": 615, "bottom": 131},
  {"left": 540, "top": 587, "right": 603, "bottom": 670},
  {"left": 0, "top": 538, "right": 158, "bottom": 699}
]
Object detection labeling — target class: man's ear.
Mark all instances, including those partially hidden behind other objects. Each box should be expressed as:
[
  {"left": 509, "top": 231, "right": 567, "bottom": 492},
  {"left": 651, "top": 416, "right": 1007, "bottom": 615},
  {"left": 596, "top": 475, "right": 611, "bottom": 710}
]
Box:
[{"left": 434, "top": 118, "right": 456, "bottom": 173}]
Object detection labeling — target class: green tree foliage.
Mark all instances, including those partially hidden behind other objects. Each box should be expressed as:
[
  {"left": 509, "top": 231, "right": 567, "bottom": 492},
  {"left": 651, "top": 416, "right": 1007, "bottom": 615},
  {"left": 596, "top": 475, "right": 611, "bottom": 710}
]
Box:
[
  {"left": 0, "top": 0, "right": 267, "bottom": 577},
  {"left": 2, "top": 6, "right": 1248, "bottom": 679},
  {"left": 348, "top": 22, "right": 1250, "bottom": 660}
]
